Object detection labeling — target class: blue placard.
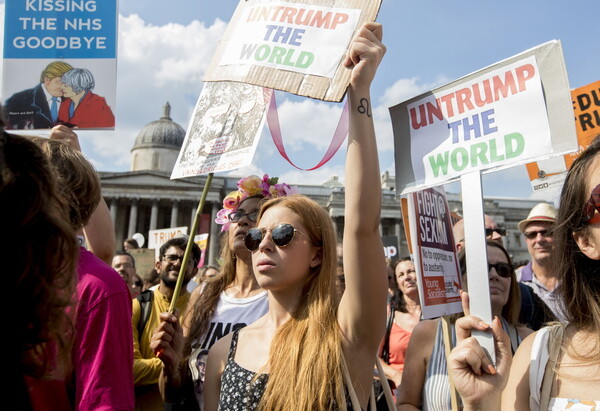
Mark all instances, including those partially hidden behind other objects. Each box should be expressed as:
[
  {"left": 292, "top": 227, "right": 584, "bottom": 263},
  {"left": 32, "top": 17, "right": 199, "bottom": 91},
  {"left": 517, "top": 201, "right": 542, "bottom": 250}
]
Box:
[{"left": 4, "top": 0, "right": 117, "bottom": 59}]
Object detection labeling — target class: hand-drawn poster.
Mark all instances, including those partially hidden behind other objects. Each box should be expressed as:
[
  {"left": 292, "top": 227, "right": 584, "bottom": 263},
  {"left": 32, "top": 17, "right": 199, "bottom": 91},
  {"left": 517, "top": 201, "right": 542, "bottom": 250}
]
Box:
[
  {"left": 204, "top": 0, "right": 382, "bottom": 102},
  {"left": 2, "top": 0, "right": 118, "bottom": 130},
  {"left": 171, "top": 82, "right": 270, "bottom": 179}
]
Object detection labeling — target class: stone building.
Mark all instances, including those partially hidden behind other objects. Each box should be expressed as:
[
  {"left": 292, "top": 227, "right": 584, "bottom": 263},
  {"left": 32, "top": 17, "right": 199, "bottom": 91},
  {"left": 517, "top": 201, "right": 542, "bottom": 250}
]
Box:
[{"left": 100, "top": 104, "right": 540, "bottom": 266}]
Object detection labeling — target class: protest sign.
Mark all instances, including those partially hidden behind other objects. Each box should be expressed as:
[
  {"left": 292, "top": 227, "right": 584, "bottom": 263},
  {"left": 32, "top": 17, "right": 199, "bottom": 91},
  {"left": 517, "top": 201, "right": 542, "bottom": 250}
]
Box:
[
  {"left": 382, "top": 236, "right": 399, "bottom": 262},
  {"left": 194, "top": 234, "right": 209, "bottom": 267},
  {"left": 129, "top": 248, "right": 157, "bottom": 280},
  {"left": 391, "top": 40, "right": 576, "bottom": 194},
  {"left": 526, "top": 80, "right": 600, "bottom": 192},
  {"left": 147, "top": 226, "right": 188, "bottom": 250},
  {"left": 2, "top": 0, "right": 118, "bottom": 130},
  {"left": 405, "top": 186, "right": 462, "bottom": 319},
  {"left": 204, "top": 0, "right": 382, "bottom": 102},
  {"left": 171, "top": 82, "right": 269, "bottom": 178}
]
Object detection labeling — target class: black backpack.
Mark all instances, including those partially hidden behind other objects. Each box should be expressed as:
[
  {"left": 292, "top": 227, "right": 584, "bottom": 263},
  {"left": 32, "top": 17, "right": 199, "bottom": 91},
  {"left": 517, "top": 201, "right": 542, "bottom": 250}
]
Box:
[{"left": 136, "top": 290, "right": 154, "bottom": 340}]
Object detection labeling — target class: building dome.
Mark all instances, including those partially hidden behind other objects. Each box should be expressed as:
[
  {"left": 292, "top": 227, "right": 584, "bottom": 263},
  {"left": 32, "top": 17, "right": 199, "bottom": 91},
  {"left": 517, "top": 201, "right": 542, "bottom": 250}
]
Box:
[
  {"left": 132, "top": 102, "right": 185, "bottom": 150},
  {"left": 130, "top": 102, "right": 186, "bottom": 172}
]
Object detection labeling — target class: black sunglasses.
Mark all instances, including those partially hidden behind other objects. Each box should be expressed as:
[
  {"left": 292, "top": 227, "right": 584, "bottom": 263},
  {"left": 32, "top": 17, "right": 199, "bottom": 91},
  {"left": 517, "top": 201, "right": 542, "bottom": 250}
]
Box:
[
  {"left": 485, "top": 227, "right": 506, "bottom": 237},
  {"left": 244, "top": 223, "right": 307, "bottom": 252},
  {"left": 228, "top": 210, "right": 259, "bottom": 223},
  {"left": 523, "top": 229, "right": 552, "bottom": 240},
  {"left": 488, "top": 262, "right": 514, "bottom": 278}
]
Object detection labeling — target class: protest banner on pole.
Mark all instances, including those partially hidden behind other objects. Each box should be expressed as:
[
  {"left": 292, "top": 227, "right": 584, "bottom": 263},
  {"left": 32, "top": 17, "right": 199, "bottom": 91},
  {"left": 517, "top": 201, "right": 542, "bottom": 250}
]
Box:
[
  {"left": 2, "top": 0, "right": 118, "bottom": 130},
  {"left": 171, "top": 82, "right": 269, "bottom": 178},
  {"left": 390, "top": 40, "right": 577, "bottom": 362},
  {"left": 405, "top": 186, "right": 462, "bottom": 319},
  {"left": 526, "top": 80, "right": 600, "bottom": 193},
  {"left": 204, "top": 0, "right": 382, "bottom": 102}
]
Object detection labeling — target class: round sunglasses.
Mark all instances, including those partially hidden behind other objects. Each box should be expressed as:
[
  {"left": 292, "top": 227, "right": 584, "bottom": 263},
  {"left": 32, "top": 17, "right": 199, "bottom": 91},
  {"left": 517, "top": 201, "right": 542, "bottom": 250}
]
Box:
[
  {"left": 244, "top": 223, "right": 307, "bottom": 252},
  {"left": 488, "top": 262, "right": 514, "bottom": 278}
]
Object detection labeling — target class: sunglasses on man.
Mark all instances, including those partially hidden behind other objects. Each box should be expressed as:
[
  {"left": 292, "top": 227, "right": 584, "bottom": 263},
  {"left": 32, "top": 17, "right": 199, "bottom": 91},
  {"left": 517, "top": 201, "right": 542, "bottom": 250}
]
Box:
[{"left": 485, "top": 227, "right": 506, "bottom": 237}]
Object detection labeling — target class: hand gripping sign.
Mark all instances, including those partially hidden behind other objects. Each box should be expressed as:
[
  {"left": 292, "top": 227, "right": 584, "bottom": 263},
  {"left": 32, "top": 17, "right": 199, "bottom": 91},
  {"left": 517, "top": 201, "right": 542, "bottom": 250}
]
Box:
[{"left": 390, "top": 40, "right": 577, "bottom": 364}]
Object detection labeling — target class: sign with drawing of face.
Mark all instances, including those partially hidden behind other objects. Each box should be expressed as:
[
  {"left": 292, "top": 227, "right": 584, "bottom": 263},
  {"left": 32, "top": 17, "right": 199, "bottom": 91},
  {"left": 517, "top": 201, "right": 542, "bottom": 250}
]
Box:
[
  {"left": 2, "top": 0, "right": 118, "bottom": 130},
  {"left": 171, "top": 81, "right": 270, "bottom": 178}
]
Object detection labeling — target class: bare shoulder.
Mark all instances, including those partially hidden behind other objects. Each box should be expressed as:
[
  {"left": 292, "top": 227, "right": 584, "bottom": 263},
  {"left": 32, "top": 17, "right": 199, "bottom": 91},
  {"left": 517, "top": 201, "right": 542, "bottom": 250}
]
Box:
[
  {"left": 412, "top": 318, "right": 440, "bottom": 341},
  {"left": 208, "top": 332, "right": 233, "bottom": 364},
  {"left": 502, "top": 329, "right": 537, "bottom": 408}
]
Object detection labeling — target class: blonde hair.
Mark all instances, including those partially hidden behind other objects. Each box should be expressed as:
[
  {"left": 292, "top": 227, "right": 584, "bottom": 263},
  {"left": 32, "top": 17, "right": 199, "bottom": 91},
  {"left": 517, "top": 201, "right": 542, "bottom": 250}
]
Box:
[{"left": 257, "top": 196, "right": 345, "bottom": 411}]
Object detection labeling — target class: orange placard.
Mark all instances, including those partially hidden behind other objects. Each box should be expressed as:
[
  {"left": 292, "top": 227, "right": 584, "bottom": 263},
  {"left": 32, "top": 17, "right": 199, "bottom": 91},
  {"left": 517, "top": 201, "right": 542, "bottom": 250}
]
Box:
[{"left": 526, "top": 80, "right": 600, "bottom": 180}]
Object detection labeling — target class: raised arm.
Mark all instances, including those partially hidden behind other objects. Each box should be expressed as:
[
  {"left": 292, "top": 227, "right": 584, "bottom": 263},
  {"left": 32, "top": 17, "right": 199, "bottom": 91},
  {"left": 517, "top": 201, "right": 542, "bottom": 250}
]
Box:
[
  {"left": 49, "top": 125, "right": 116, "bottom": 263},
  {"left": 338, "top": 22, "right": 387, "bottom": 348}
]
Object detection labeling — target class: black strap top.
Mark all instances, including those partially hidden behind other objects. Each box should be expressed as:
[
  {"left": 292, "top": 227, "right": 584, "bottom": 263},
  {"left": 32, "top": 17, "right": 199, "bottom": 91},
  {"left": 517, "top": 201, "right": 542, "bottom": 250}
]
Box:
[
  {"left": 218, "top": 329, "right": 268, "bottom": 410},
  {"left": 217, "top": 329, "right": 357, "bottom": 410}
]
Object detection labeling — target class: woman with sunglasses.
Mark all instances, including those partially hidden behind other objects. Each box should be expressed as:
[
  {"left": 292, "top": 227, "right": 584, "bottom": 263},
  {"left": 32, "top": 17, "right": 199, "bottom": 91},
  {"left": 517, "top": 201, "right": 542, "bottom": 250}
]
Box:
[
  {"left": 196, "top": 22, "right": 387, "bottom": 410},
  {"left": 448, "top": 134, "right": 600, "bottom": 410},
  {"left": 397, "top": 240, "right": 531, "bottom": 410},
  {"left": 151, "top": 175, "right": 297, "bottom": 409}
]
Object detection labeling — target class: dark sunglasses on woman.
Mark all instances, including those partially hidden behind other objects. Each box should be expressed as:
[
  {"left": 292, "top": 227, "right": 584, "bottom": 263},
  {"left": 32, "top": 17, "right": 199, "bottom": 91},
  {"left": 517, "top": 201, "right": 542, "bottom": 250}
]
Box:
[
  {"left": 488, "top": 262, "right": 514, "bottom": 278},
  {"left": 244, "top": 223, "right": 307, "bottom": 251}
]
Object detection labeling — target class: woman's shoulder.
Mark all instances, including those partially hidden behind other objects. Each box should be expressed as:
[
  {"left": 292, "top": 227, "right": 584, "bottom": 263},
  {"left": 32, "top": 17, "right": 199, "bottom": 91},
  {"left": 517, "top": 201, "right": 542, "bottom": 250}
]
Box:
[{"left": 412, "top": 318, "right": 440, "bottom": 336}]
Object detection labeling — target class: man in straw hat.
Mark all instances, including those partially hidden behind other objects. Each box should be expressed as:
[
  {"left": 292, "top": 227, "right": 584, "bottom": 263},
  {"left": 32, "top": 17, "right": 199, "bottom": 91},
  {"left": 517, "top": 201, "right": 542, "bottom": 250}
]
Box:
[{"left": 516, "top": 202, "right": 565, "bottom": 322}]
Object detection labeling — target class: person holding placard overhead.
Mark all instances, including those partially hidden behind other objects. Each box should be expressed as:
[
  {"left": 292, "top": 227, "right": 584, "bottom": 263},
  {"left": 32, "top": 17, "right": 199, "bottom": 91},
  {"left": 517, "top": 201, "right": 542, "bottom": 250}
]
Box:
[
  {"left": 397, "top": 240, "right": 531, "bottom": 411},
  {"left": 196, "top": 22, "right": 387, "bottom": 410},
  {"left": 447, "top": 134, "right": 600, "bottom": 410},
  {"left": 150, "top": 175, "right": 295, "bottom": 410}
]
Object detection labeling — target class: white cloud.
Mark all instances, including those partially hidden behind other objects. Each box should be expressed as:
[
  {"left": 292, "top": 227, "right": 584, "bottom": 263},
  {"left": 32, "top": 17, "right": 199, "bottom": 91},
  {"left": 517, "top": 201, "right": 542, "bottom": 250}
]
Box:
[{"left": 85, "top": 15, "right": 227, "bottom": 171}]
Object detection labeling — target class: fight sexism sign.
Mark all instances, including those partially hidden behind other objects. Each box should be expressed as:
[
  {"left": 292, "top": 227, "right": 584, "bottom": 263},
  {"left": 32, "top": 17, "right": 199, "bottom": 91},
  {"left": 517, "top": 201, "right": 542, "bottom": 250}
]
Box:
[
  {"left": 391, "top": 40, "right": 576, "bottom": 194},
  {"left": 405, "top": 186, "right": 462, "bottom": 319}
]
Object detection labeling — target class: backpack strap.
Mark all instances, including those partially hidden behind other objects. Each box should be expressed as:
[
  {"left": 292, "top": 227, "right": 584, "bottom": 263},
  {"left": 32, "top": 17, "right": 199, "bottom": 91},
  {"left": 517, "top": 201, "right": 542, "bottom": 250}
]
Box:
[
  {"left": 136, "top": 290, "right": 154, "bottom": 340},
  {"left": 539, "top": 323, "right": 565, "bottom": 410}
]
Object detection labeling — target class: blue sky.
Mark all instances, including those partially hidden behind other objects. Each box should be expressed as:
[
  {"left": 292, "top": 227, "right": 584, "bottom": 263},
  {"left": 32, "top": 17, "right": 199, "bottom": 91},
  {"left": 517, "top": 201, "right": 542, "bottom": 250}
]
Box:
[{"left": 2, "top": 1, "right": 599, "bottom": 202}]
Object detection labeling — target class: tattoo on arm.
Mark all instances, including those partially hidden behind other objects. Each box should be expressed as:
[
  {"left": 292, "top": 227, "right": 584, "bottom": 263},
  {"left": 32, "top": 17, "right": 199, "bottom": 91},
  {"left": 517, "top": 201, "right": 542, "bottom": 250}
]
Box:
[{"left": 358, "top": 98, "right": 372, "bottom": 117}]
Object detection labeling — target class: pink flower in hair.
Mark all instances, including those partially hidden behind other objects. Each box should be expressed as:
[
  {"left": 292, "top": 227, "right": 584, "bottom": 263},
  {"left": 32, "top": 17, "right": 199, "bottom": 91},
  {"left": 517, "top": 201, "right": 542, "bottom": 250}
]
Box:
[{"left": 215, "top": 174, "right": 299, "bottom": 231}]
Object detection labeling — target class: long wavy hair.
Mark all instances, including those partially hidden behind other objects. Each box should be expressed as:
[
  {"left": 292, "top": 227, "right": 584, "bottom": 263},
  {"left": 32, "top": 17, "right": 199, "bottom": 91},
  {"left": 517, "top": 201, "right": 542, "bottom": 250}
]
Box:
[
  {"left": 554, "top": 134, "right": 600, "bottom": 349},
  {"left": 2, "top": 133, "right": 78, "bottom": 393},
  {"left": 181, "top": 195, "right": 264, "bottom": 362},
  {"left": 255, "top": 195, "right": 344, "bottom": 411}
]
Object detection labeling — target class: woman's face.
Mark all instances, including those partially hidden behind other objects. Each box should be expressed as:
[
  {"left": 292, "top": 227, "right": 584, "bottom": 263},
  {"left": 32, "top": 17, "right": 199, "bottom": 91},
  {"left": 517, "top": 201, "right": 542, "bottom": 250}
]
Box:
[
  {"left": 250, "top": 205, "right": 320, "bottom": 292},
  {"left": 395, "top": 260, "right": 417, "bottom": 297},
  {"left": 487, "top": 245, "right": 512, "bottom": 312},
  {"left": 227, "top": 197, "right": 261, "bottom": 259},
  {"left": 62, "top": 83, "right": 76, "bottom": 98}
]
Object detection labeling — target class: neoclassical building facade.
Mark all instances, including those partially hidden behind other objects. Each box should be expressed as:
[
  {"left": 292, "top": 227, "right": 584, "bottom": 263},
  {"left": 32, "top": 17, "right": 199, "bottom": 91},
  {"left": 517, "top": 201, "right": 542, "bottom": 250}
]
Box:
[{"left": 100, "top": 104, "right": 540, "bottom": 266}]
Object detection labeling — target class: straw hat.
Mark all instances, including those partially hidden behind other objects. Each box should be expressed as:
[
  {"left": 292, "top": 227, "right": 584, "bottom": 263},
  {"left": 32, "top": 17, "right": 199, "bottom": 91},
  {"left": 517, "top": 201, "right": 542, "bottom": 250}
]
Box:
[{"left": 518, "top": 203, "right": 557, "bottom": 233}]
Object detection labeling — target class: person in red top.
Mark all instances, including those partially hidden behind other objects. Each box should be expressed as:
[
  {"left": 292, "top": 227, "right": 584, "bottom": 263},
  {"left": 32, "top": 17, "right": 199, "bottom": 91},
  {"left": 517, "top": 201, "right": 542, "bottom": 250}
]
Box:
[{"left": 58, "top": 68, "right": 115, "bottom": 129}]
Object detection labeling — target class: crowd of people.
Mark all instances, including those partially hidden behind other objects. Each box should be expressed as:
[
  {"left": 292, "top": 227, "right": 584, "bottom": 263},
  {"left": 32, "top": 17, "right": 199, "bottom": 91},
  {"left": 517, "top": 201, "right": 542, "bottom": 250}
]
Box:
[{"left": 9, "top": 20, "right": 600, "bottom": 411}]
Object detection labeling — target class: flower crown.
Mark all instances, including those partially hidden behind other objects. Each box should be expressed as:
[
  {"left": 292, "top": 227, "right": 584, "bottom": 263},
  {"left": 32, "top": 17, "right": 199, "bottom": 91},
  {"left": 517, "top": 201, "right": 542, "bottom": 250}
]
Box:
[{"left": 215, "top": 174, "right": 299, "bottom": 232}]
